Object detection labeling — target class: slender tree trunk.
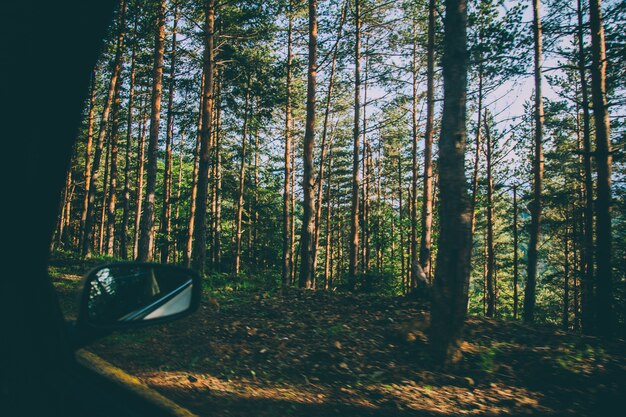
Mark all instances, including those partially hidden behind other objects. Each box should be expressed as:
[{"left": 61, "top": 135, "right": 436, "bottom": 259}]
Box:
[
  {"left": 313, "top": 1, "right": 346, "bottom": 281},
  {"left": 290, "top": 137, "right": 297, "bottom": 285},
  {"left": 173, "top": 128, "right": 185, "bottom": 263},
  {"left": 213, "top": 75, "right": 223, "bottom": 269},
  {"left": 563, "top": 218, "right": 570, "bottom": 330},
  {"left": 82, "top": 0, "right": 127, "bottom": 257},
  {"left": 98, "top": 137, "right": 111, "bottom": 254},
  {"left": 428, "top": 0, "right": 470, "bottom": 365},
  {"left": 137, "top": 0, "right": 166, "bottom": 262},
  {"left": 283, "top": 3, "right": 294, "bottom": 288},
  {"left": 191, "top": 0, "right": 215, "bottom": 274},
  {"left": 419, "top": 0, "right": 436, "bottom": 280},
  {"left": 159, "top": 5, "right": 179, "bottom": 263},
  {"left": 106, "top": 71, "right": 123, "bottom": 256},
  {"left": 185, "top": 75, "right": 204, "bottom": 267},
  {"left": 234, "top": 86, "right": 250, "bottom": 275},
  {"left": 349, "top": 0, "right": 361, "bottom": 290},
  {"left": 524, "top": 0, "right": 545, "bottom": 323},
  {"left": 120, "top": 20, "right": 137, "bottom": 260},
  {"left": 410, "top": 18, "right": 419, "bottom": 289},
  {"left": 577, "top": 0, "right": 595, "bottom": 333},
  {"left": 133, "top": 98, "right": 148, "bottom": 259},
  {"left": 513, "top": 183, "right": 519, "bottom": 320},
  {"left": 298, "top": 0, "right": 318, "bottom": 289},
  {"left": 362, "top": 39, "right": 370, "bottom": 275},
  {"left": 398, "top": 157, "right": 406, "bottom": 291},
  {"left": 79, "top": 69, "right": 97, "bottom": 252},
  {"left": 573, "top": 203, "right": 581, "bottom": 330},
  {"left": 588, "top": 0, "right": 613, "bottom": 336},
  {"left": 57, "top": 167, "right": 73, "bottom": 248},
  {"left": 469, "top": 64, "right": 483, "bottom": 247},
  {"left": 484, "top": 112, "right": 495, "bottom": 317},
  {"left": 253, "top": 98, "right": 260, "bottom": 266},
  {"left": 324, "top": 142, "right": 334, "bottom": 290}
]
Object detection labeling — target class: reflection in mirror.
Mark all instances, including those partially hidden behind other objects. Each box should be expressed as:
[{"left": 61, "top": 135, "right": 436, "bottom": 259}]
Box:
[{"left": 87, "top": 264, "right": 193, "bottom": 325}]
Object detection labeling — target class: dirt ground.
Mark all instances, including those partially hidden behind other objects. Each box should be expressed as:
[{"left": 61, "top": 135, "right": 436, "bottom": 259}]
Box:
[{"left": 51, "top": 267, "right": 625, "bottom": 417}]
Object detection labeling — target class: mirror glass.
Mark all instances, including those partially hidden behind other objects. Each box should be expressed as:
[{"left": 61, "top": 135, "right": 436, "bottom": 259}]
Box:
[{"left": 86, "top": 264, "right": 195, "bottom": 325}]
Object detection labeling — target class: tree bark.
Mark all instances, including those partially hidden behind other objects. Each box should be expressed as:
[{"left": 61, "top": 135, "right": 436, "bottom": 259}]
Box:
[
  {"left": 282, "top": 2, "right": 294, "bottom": 288},
  {"left": 212, "top": 74, "right": 223, "bottom": 269},
  {"left": 137, "top": 0, "right": 166, "bottom": 262},
  {"left": 298, "top": 0, "right": 318, "bottom": 289},
  {"left": 576, "top": 0, "right": 595, "bottom": 334},
  {"left": 98, "top": 136, "right": 110, "bottom": 254},
  {"left": 313, "top": 1, "right": 346, "bottom": 283},
  {"left": 563, "top": 218, "right": 570, "bottom": 330},
  {"left": 324, "top": 141, "right": 334, "bottom": 290},
  {"left": 234, "top": 86, "right": 250, "bottom": 275},
  {"left": 120, "top": 19, "right": 137, "bottom": 260},
  {"left": 588, "top": 0, "right": 613, "bottom": 336},
  {"left": 349, "top": 0, "right": 361, "bottom": 290},
  {"left": 513, "top": 183, "right": 519, "bottom": 320},
  {"left": 79, "top": 68, "right": 97, "bottom": 252},
  {"left": 419, "top": 0, "right": 436, "bottom": 280},
  {"left": 191, "top": 0, "right": 215, "bottom": 274},
  {"left": 524, "top": 0, "right": 545, "bottom": 323},
  {"left": 427, "top": 0, "right": 470, "bottom": 365},
  {"left": 105, "top": 67, "right": 123, "bottom": 256},
  {"left": 159, "top": 5, "right": 179, "bottom": 263},
  {"left": 362, "top": 39, "right": 370, "bottom": 275},
  {"left": 484, "top": 112, "right": 495, "bottom": 317},
  {"left": 133, "top": 98, "right": 148, "bottom": 259},
  {"left": 185, "top": 75, "right": 204, "bottom": 267},
  {"left": 81, "top": 0, "right": 127, "bottom": 257}
]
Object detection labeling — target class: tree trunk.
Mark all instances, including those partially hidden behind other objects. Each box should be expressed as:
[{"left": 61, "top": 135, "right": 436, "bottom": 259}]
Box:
[
  {"left": 419, "top": 0, "right": 436, "bottom": 280},
  {"left": 324, "top": 141, "right": 334, "bottom": 290},
  {"left": 298, "top": 0, "right": 318, "bottom": 289},
  {"left": 191, "top": 0, "right": 215, "bottom": 274},
  {"left": 79, "top": 68, "right": 97, "bottom": 252},
  {"left": 524, "top": 0, "right": 544, "bottom": 323},
  {"left": 173, "top": 127, "right": 185, "bottom": 263},
  {"left": 398, "top": 157, "right": 406, "bottom": 291},
  {"left": 234, "top": 86, "right": 250, "bottom": 275},
  {"left": 588, "top": 0, "right": 614, "bottom": 336},
  {"left": 484, "top": 112, "right": 495, "bottom": 317},
  {"left": 362, "top": 39, "right": 370, "bottom": 275},
  {"left": 185, "top": 75, "right": 204, "bottom": 267},
  {"left": 212, "top": 74, "right": 223, "bottom": 269},
  {"left": 576, "top": 0, "right": 595, "bottom": 334},
  {"left": 98, "top": 136, "right": 110, "bottom": 254},
  {"left": 81, "top": 0, "right": 127, "bottom": 257},
  {"left": 349, "top": 0, "right": 361, "bottom": 290},
  {"left": 313, "top": 1, "right": 346, "bottom": 282},
  {"left": 469, "top": 63, "right": 483, "bottom": 254},
  {"left": 563, "top": 217, "right": 570, "bottom": 330},
  {"left": 137, "top": 0, "right": 166, "bottom": 262},
  {"left": 159, "top": 5, "right": 179, "bottom": 263},
  {"left": 105, "top": 69, "right": 123, "bottom": 256},
  {"left": 253, "top": 98, "right": 260, "bottom": 266},
  {"left": 133, "top": 99, "right": 148, "bottom": 259},
  {"left": 410, "top": 18, "right": 419, "bottom": 289},
  {"left": 282, "top": 3, "right": 294, "bottom": 288},
  {"left": 428, "top": 0, "right": 470, "bottom": 365},
  {"left": 120, "top": 20, "right": 137, "bottom": 260},
  {"left": 290, "top": 137, "right": 297, "bottom": 284},
  {"left": 513, "top": 183, "right": 519, "bottom": 320}
]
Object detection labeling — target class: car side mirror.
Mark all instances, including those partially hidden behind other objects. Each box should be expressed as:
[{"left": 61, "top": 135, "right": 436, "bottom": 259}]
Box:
[{"left": 71, "top": 263, "right": 201, "bottom": 347}]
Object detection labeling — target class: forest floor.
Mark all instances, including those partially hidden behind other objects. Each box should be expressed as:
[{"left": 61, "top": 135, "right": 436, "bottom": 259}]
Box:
[{"left": 50, "top": 258, "right": 625, "bottom": 417}]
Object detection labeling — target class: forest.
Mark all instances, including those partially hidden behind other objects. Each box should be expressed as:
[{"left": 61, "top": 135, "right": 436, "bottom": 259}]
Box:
[{"left": 51, "top": 0, "right": 626, "bottom": 373}]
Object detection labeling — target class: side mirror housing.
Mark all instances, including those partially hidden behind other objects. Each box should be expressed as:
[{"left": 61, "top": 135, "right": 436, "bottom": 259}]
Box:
[{"left": 71, "top": 263, "right": 201, "bottom": 347}]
